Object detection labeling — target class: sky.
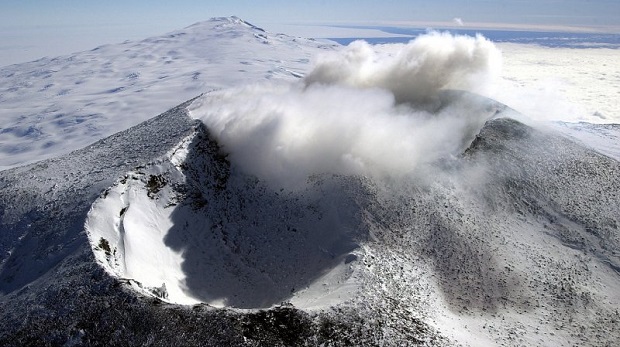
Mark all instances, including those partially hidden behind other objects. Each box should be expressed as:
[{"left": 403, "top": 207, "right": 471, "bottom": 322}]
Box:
[{"left": 1, "top": 0, "right": 619, "bottom": 66}]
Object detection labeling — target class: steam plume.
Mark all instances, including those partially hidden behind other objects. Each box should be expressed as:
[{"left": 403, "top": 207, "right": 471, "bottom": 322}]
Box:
[{"left": 189, "top": 32, "right": 502, "bottom": 188}]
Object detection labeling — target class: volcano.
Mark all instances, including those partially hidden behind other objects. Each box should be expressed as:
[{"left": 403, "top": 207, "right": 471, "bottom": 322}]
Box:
[{"left": 0, "top": 17, "right": 619, "bottom": 346}]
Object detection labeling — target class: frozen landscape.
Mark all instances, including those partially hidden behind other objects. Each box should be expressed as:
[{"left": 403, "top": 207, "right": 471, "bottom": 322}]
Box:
[{"left": 1, "top": 16, "right": 619, "bottom": 346}]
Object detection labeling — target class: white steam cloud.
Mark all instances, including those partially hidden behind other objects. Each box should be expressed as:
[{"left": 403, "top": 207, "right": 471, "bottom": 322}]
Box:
[
  {"left": 189, "top": 32, "right": 503, "bottom": 188},
  {"left": 304, "top": 32, "right": 500, "bottom": 105}
]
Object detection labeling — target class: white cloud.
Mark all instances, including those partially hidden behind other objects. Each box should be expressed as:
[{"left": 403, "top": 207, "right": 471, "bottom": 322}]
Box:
[{"left": 189, "top": 33, "right": 503, "bottom": 189}]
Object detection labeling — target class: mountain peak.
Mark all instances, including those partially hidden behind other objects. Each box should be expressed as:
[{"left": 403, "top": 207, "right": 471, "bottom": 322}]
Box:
[{"left": 184, "top": 16, "right": 266, "bottom": 33}]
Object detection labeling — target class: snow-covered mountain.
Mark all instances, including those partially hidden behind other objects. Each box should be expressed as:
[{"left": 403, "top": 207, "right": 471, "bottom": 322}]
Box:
[
  {"left": 1, "top": 16, "right": 619, "bottom": 346},
  {"left": 0, "top": 16, "right": 334, "bottom": 170}
]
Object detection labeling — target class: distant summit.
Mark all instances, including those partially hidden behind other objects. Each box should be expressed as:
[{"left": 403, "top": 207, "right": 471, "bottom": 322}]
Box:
[{"left": 185, "top": 16, "right": 266, "bottom": 32}]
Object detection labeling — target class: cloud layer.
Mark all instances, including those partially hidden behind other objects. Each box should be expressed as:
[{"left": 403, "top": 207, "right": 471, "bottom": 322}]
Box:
[{"left": 189, "top": 32, "right": 503, "bottom": 188}]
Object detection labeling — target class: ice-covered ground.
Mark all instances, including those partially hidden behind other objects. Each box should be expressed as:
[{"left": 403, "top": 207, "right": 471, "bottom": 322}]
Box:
[
  {"left": 80, "top": 104, "right": 620, "bottom": 345},
  {"left": 0, "top": 17, "right": 334, "bottom": 170}
]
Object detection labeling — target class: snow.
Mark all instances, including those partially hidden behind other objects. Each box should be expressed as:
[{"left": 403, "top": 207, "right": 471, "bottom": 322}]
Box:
[
  {"left": 0, "top": 16, "right": 335, "bottom": 170},
  {"left": 84, "top": 125, "right": 364, "bottom": 309},
  {"left": 552, "top": 122, "right": 620, "bottom": 161},
  {"left": 0, "top": 100, "right": 197, "bottom": 296},
  {"left": 85, "top": 157, "right": 197, "bottom": 304}
]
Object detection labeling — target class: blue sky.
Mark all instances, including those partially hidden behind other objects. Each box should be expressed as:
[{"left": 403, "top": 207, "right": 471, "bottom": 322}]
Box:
[
  {"left": 1, "top": 1, "right": 619, "bottom": 66},
  {"left": 2, "top": 0, "right": 619, "bottom": 27}
]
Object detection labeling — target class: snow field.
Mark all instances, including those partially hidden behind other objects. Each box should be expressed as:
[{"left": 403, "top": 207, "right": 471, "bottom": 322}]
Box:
[{"left": 0, "top": 17, "right": 333, "bottom": 170}]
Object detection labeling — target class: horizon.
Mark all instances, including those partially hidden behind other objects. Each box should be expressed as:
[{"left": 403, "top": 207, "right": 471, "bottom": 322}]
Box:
[{"left": 1, "top": 1, "right": 619, "bottom": 66}]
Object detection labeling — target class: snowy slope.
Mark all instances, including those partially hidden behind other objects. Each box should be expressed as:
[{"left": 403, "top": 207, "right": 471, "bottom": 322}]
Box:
[
  {"left": 85, "top": 123, "right": 363, "bottom": 309},
  {"left": 0, "top": 99, "right": 198, "bottom": 296},
  {"left": 2, "top": 92, "right": 620, "bottom": 346},
  {"left": 78, "top": 96, "right": 620, "bottom": 346},
  {"left": 0, "top": 101, "right": 449, "bottom": 346},
  {"left": 553, "top": 122, "right": 620, "bottom": 161},
  {"left": 0, "top": 16, "right": 335, "bottom": 170}
]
